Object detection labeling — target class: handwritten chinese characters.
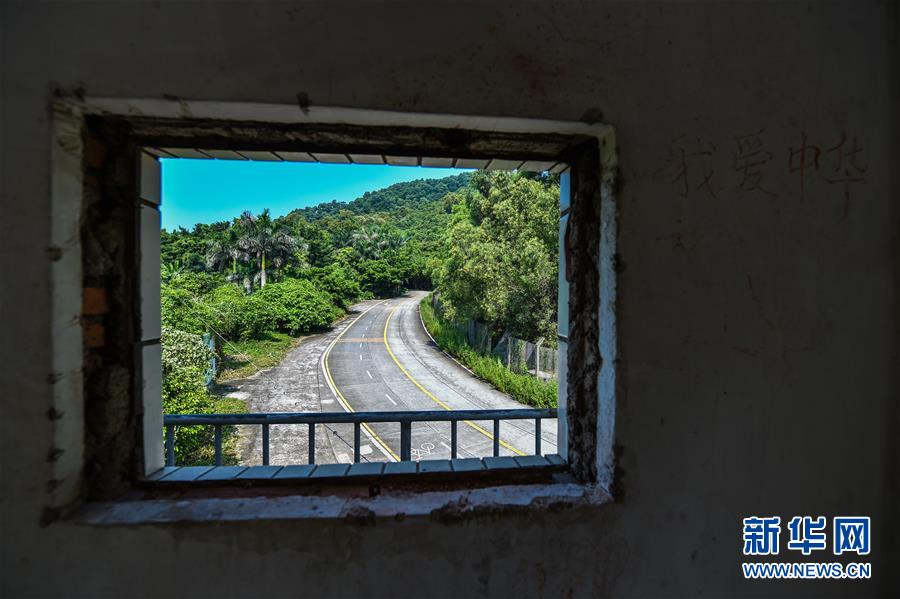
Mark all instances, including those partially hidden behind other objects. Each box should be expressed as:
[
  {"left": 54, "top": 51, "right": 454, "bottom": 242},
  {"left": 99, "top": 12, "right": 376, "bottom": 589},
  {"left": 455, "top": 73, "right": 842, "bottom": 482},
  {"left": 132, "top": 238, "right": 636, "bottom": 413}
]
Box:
[
  {"left": 667, "top": 130, "right": 868, "bottom": 217},
  {"left": 734, "top": 129, "right": 778, "bottom": 198}
]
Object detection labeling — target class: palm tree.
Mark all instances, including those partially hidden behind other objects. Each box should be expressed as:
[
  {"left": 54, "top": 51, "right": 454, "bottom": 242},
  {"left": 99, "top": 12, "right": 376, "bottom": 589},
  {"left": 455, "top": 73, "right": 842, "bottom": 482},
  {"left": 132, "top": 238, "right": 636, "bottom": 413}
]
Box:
[
  {"left": 379, "top": 227, "right": 408, "bottom": 253},
  {"left": 330, "top": 227, "right": 355, "bottom": 249},
  {"left": 236, "top": 209, "right": 297, "bottom": 288},
  {"left": 350, "top": 227, "right": 381, "bottom": 259},
  {"left": 160, "top": 260, "right": 184, "bottom": 284},
  {"left": 204, "top": 226, "right": 242, "bottom": 279},
  {"left": 351, "top": 225, "right": 408, "bottom": 259}
]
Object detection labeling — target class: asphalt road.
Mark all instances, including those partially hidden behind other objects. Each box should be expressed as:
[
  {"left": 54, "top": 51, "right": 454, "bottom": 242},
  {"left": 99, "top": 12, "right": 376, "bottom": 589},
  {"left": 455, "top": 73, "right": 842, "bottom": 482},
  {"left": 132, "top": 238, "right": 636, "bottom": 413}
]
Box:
[
  {"left": 322, "top": 291, "right": 558, "bottom": 462},
  {"left": 220, "top": 304, "right": 384, "bottom": 466}
]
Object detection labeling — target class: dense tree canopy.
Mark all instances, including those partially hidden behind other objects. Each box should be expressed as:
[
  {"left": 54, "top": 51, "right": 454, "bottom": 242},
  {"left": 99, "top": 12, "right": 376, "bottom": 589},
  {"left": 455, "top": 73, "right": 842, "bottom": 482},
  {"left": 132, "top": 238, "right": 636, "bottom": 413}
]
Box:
[
  {"left": 284, "top": 173, "right": 472, "bottom": 221},
  {"left": 436, "top": 171, "right": 559, "bottom": 343},
  {"left": 160, "top": 168, "right": 559, "bottom": 349}
]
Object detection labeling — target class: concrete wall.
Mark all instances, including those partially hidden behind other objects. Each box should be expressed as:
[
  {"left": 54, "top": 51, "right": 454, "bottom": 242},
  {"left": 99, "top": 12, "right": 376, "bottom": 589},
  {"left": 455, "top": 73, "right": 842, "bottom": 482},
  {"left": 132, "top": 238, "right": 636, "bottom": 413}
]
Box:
[{"left": 1, "top": 1, "right": 896, "bottom": 597}]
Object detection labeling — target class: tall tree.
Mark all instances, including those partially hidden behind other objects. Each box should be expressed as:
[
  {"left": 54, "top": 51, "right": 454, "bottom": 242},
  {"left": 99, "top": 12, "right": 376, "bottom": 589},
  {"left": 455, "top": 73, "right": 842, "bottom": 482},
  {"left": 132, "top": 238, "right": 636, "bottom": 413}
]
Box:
[
  {"left": 436, "top": 171, "right": 559, "bottom": 342},
  {"left": 236, "top": 209, "right": 298, "bottom": 288},
  {"left": 351, "top": 225, "right": 408, "bottom": 260},
  {"left": 204, "top": 225, "right": 243, "bottom": 279}
]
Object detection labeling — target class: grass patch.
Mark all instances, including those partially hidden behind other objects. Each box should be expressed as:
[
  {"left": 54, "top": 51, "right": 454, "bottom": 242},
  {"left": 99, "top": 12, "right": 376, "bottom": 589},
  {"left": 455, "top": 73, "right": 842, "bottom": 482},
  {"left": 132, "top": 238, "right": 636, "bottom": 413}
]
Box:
[
  {"left": 213, "top": 394, "right": 248, "bottom": 413},
  {"left": 419, "top": 295, "right": 557, "bottom": 408},
  {"left": 217, "top": 331, "right": 301, "bottom": 381}
]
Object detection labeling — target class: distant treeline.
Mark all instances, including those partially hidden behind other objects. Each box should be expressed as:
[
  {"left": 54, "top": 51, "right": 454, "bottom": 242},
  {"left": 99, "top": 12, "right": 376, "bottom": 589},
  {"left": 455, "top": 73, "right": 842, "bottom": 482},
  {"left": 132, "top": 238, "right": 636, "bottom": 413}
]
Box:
[{"left": 161, "top": 169, "right": 560, "bottom": 344}]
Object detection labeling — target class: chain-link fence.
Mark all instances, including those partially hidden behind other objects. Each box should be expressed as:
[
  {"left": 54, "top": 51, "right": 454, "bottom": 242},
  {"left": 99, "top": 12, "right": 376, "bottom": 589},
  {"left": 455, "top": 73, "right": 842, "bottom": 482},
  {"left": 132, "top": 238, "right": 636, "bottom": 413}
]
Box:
[
  {"left": 431, "top": 293, "right": 557, "bottom": 381},
  {"left": 202, "top": 332, "right": 218, "bottom": 386}
]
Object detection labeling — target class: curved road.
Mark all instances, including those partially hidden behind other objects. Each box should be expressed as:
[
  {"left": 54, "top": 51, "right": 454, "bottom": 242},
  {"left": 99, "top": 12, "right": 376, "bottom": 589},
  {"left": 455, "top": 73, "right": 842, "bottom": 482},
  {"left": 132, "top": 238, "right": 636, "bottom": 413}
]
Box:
[{"left": 322, "top": 291, "right": 557, "bottom": 462}]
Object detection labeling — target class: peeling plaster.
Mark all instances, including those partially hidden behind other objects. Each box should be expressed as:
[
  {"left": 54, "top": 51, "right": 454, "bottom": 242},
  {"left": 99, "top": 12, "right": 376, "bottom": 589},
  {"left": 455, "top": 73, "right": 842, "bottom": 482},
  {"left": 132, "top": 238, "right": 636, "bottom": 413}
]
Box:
[{"left": 75, "top": 482, "right": 611, "bottom": 526}]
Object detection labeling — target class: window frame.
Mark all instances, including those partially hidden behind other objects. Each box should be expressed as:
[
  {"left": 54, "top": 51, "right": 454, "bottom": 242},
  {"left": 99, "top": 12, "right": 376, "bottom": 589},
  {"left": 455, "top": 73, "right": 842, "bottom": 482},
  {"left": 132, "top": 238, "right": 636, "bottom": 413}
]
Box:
[{"left": 48, "top": 97, "right": 618, "bottom": 510}]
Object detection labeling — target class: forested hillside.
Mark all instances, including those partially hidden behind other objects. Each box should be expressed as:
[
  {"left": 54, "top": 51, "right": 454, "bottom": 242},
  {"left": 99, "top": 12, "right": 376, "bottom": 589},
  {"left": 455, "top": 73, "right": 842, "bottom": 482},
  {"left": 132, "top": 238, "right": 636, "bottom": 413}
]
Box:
[
  {"left": 161, "top": 169, "right": 561, "bottom": 344},
  {"left": 285, "top": 172, "right": 472, "bottom": 221},
  {"left": 162, "top": 172, "right": 472, "bottom": 291}
]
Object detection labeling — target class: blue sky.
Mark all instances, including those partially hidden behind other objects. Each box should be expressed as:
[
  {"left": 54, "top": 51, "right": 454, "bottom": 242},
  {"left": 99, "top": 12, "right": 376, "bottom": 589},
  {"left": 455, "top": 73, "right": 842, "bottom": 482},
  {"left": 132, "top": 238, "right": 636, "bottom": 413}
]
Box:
[{"left": 160, "top": 159, "right": 473, "bottom": 231}]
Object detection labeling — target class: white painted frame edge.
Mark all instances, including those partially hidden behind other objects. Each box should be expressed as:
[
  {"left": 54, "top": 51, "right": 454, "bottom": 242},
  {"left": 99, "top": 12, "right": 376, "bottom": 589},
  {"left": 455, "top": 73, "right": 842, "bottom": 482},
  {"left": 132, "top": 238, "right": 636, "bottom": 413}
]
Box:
[{"left": 49, "top": 101, "right": 87, "bottom": 507}]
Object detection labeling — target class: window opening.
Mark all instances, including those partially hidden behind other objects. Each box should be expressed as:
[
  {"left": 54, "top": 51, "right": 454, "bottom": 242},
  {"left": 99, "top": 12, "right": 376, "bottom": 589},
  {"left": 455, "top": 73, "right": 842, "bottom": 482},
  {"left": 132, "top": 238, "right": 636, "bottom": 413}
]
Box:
[
  {"left": 145, "top": 153, "right": 569, "bottom": 481},
  {"left": 64, "top": 102, "right": 613, "bottom": 499}
]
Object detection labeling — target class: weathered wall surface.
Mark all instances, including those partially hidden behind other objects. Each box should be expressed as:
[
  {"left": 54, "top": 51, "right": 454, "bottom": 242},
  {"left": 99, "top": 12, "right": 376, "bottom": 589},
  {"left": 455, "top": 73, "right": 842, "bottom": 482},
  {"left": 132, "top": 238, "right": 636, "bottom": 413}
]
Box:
[{"left": 1, "top": 1, "right": 896, "bottom": 597}]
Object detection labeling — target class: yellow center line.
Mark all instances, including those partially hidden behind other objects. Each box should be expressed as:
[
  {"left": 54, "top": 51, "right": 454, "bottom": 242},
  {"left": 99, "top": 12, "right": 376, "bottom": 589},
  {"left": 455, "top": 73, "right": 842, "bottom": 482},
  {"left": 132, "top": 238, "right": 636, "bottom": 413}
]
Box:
[
  {"left": 383, "top": 306, "right": 525, "bottom": 457},
  {"left": 323, "top": 304, "right": 400, "bottom": 462}
]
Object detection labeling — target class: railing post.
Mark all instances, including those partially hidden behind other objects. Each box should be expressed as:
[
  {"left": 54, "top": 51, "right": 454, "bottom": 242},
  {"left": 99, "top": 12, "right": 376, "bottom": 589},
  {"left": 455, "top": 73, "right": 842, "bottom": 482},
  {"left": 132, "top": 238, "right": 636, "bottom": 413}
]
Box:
[
  {"left": 450, "top": 420, "right": 458, "bottom": 459},
  {"left": 165, "top": 423, "right": 175, "bottom": 467},
  {"left": 262, "top": 423, "right": 270, "bottom": 466},
  {"left": 354, "top": 422, "right": 361, "bottom": 463},
  {"left": 493, "top": 420, "right": 500, "bottom": 456},
  {"left": 308, "top": 423, "right": 315, "bottom": 464},
  {"left": 400, "top": 420, "right": 411, "bottom": 461},
  {"left": 214, "top": 425, "right": 222, "bottom": 466},
  {"left": 535, "top": 418, "right": 542, "bottom": 456}
]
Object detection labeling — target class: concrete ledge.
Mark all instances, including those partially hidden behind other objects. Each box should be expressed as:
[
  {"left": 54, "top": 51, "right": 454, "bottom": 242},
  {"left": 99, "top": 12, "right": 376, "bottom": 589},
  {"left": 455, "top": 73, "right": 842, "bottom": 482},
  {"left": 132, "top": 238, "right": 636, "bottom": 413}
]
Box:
[
  {"left": 418, "top": 459, "right": 452, "bottom": 473},
  {"left": 73, "top": 482, "right": 611, "bottom": 526}
]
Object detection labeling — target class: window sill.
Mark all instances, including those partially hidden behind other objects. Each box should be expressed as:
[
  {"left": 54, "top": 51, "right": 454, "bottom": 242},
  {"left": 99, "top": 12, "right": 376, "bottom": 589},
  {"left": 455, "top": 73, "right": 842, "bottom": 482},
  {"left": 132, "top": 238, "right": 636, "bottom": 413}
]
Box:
[
  {"left": 71, "top": 461, "right": 611, "bottom": 525},
  {"left": 148, "top": 454, "right": 566, "bottom": 483}
]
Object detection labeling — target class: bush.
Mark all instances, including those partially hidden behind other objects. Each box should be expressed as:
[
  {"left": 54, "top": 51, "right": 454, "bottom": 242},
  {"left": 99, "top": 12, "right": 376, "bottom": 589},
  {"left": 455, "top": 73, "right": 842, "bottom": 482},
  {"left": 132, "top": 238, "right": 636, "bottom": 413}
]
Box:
[
  {"left": 163, "top": 274, "right": 345, "bottom": 343},
  {"left": 239, "top": 293, "right": 279, "bottom": 340},
  {"left": 358, "top": 259, "right": 402, "bottom": 297},
  {"left": 298, "top": 264, "right": 362, "bottom": 309},
  {"left": 202, "top": 283, "right": 247, "bottom": 339},
  {"left": 160, "top": 327, "right": 222, "bottom": 465},
  {"left": 161, "top": 285, "right": 216, "bottom": 335},
  {"left": 253, "top": 278, "right": 341, "bottom": 335},
  {"left": 166, "top": 271, "right": 223, "bottom": 296},
  {"left": 419, "top": 296, "right": 557, "bottom": 408}
]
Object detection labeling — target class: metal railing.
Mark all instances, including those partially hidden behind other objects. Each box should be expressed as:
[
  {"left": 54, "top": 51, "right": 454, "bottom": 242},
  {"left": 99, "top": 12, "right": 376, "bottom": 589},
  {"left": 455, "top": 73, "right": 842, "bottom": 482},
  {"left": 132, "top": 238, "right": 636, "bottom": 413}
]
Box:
[{"left": 163, "top": 408, "right": 556, "bottom": 467}]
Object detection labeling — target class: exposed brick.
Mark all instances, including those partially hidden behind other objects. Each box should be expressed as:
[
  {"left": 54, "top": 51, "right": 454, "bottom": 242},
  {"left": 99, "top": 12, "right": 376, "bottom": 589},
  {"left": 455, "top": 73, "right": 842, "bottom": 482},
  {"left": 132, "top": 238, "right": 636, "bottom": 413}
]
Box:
[
  {"left": 82, "top": 287, "right": 109, "bottom": 315},
  {"left": 83, "top": 136, "right": 107, "bottom": 169},
  {"left": 83, "top": 320, "right": 105, "bottom": 348}
]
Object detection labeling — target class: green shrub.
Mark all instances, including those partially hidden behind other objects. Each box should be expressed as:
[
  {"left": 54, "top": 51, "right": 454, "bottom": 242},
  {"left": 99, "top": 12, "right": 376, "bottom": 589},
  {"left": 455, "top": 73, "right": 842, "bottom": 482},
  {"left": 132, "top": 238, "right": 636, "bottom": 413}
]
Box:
[
  {"left": 358, "top": 259, "right": 402, "bottom": 297},
  {"left": 203, "top": 283, "right": 250, "bottom": 339},
  {"left": 239, "top": 294, "right": 279, "bottom": 340},
  {"left": 166, "top": 271, "right": 223, "bottom": 296},
  {"left": 419, "top": 296, "right": 557, "bottom": 408},
  {"left": 162, "top": 273, "right": 346, "bottom": 343},
  {"left": 298, "top": 264, "right": 362, "bottom": 309},
  {"left": 161, "top": 327, "right": 242, "bottom": 465},
  {"left": 162, "top": 326, "right": 215, "bottom": 375},
  {"left": 254, "top": 278, "right": 341, "bottom": 335},
  {"left": 161, "top": 327, "right": 215, "bottom": 464},
  {"left": 161, "top": 285, "right": 217, "bottom": 335}
]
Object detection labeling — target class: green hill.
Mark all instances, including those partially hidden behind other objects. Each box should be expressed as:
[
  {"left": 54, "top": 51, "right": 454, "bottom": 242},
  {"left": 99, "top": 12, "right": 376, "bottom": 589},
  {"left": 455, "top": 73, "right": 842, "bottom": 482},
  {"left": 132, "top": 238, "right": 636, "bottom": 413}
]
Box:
[{"left": 285, "top": 172, "right": 473, "bottom": 221}]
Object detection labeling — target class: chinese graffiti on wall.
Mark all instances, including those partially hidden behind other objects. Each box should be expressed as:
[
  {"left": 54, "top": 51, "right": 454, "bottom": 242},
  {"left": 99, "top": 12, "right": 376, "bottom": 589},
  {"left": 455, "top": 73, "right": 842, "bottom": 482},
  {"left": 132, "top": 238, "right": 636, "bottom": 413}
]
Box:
[{"left": 667, "top": 130, "right": 867, "bottom": 217}]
